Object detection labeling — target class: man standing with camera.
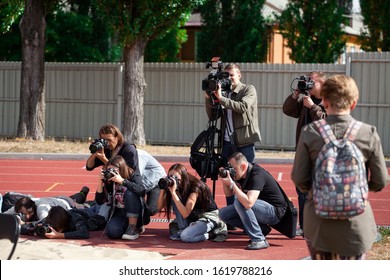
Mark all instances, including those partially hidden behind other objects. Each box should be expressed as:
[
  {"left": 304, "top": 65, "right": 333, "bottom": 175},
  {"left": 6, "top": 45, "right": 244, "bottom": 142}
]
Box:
[
  {"left": 282, "top": 71, "right": 327, "bottom": 236},
  {"left": 218, "top": 152, "right": 287, "bottom": 250},
  {"left": 205, "top": 63, "right": 261, "bottom": 164}
]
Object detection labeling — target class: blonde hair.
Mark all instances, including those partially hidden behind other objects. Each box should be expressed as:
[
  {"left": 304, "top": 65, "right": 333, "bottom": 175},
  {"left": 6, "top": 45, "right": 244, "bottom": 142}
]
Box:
[{"left": 320, "top": 75, "right": 359, "bottom": 111}]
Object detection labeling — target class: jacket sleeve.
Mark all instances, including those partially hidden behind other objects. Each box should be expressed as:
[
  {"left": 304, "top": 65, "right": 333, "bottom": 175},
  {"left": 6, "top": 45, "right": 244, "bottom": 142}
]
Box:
[
  {"left": 63, "top": 213, "right": 90, "bottom": 239},
  {"left": 219, "top": 84, "right": 256, "bottom": 114},
  {"left": 282, "top": 94, "right": 302, "bottom": 118},
  {"left": 309, "top": 104, "right": 326, "bottom": 121},
  {"left": 120, "top": 143, "right": 139, "bottom": 172},
  {"left": 123, "top": 173, "right": 147, "bottom": 196}
]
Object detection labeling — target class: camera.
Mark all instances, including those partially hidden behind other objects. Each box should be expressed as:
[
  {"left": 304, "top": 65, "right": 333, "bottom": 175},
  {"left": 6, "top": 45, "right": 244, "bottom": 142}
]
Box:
[
  {"left": 102, "top": 168, "right": 117, "bottom": 183},
  {"left": 34, "top": 223, "right": 52, "bottom": 237},
  {"left": 297, "top": 75, "right": 315, "bottom": 93},
  {"left": 202, "top": 57, "right": 232, "bottom": 95},
  {"left": 158, "top": 175, "right": 179, "bottom": 190},
  {"left": 89, "top": 138, "right": 108, "bottom": 154},
  {"left": 219, "top": 167, "right": 236, "bottom": 179}
]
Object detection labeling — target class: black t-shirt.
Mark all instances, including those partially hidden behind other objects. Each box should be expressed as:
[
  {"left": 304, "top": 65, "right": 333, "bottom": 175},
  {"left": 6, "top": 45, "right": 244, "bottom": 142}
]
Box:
[{"left": 240, "top": 164, "right": 287, "bottom": 219}]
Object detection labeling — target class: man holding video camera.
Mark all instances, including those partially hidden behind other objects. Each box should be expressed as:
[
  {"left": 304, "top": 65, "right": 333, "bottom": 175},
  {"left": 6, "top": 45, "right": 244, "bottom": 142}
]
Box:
[
  {"left": 282, "top": 71, "right": 327, "bottom": 236},
  {"left": 204, "top": 63, "right": 261, "bottom": 164}
]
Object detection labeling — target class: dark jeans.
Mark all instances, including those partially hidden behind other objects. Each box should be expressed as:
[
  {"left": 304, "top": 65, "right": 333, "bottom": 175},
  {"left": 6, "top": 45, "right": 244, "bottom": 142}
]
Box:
[
  {"left": 106, "top": 190, "right": 142, "bottom": 239},
  {"left": 296, "top": 187, "right": 307, "bottom": 228},
  {"left": 222, "top": 140, "right": 255, "bottom": 164}
]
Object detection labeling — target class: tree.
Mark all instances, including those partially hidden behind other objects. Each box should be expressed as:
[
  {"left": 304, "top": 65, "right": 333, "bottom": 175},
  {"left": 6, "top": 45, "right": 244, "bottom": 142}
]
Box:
[
  {"left": 95, "top": 0, "right": 203, "bottom": 145},
  {"left": 277, "top": 0, "right": 349, "bottom": 63},
  {"left": 197, "top": 0, "right": 268, "bottom": 62},
  {"left": 17, "top": 0, "right": 48, "bottom": 140},
  {"left": 359, "top": 0, "right": 390, "bottom": 51}
]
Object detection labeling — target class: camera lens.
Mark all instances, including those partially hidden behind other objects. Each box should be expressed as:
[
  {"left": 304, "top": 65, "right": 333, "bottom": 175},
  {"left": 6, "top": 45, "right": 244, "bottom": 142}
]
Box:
[{"left": 219, "top": 169, "right": 228, "bottom": 178}]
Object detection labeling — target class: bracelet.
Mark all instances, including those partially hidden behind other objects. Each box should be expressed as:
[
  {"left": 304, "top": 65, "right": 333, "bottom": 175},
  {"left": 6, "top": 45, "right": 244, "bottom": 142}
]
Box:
[{"left": 228, "top": 183, "right": 234, "bottom": 191}]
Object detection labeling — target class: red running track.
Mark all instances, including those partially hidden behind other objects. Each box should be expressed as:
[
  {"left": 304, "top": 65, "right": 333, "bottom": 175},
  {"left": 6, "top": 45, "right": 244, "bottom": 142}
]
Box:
[{"left": 0, "top": 158, "right": 389, "bottom": 260}]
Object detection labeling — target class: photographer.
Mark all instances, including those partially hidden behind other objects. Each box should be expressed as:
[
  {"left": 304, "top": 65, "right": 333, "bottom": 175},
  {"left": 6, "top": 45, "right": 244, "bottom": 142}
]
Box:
[
  {"left": 157, "top": 163, "right": 227, "bottom": 243},
  {"left": 95, "top": 155, "right": 149, "bottom": 240},
  {"left": 204, "top": 63, "right": 261, "bottom": 164},
  {"left": 86, "top": 124, "right": 139, "bottom": 175},
  {"left": 282, "top": 71, "right": 327, "bottom": 236},
  {"left": 218, "top": 152, "right": 287, "bottom": 250},
  {"left": 24, "top": 206, "right": 106, "bottom": 239},
  {"left": 4, "top": 189, "right": 89, "bottom": 224}
]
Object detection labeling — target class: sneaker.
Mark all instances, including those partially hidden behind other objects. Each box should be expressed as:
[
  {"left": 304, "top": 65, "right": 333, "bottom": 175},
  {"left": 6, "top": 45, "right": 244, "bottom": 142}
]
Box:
[
  {"left": 122, "top": 225, "right": 139, "bottom": 240},
  {"left": 169, "top": 231, "right": 181, "bottom": 241},
  {"left": 246, "top": 240, "right": 269, "bottom": 250},
  {"left": 138, "top": 226, "right": 145, "bottom": 235},
  {"left": 296, "top": 227, "right": 304, "bottom": 237}
]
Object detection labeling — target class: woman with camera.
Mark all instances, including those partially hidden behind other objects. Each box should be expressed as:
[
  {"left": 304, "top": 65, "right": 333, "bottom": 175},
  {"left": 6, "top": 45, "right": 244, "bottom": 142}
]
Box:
[
  {"left": 95, "top": 155, "right": 149, "bottom": 240},
  {"left": 86, "top": 124, "right": 139, "bottom": 175},
  {"left": 157, "top": 163, "right": 227, "bottom": 243}
]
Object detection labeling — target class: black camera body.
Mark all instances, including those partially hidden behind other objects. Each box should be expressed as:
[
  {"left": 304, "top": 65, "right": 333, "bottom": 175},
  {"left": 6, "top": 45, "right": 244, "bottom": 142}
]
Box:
[
  {"left": 89, "top": 138, "right": 108, "bottom": 154},
  {"left": 202, "top": 57, "right": 232, "bottom": 95},
  {"left": 219, "top": 167, "right": 236, "bottom": 179},
  {"left": 34, "top": 223, "right": 52, "bottom": 237},
  {"left": 102, "top": 168, "right": 117, "bottom": 183},
  {"left": 297, "top": 75, "right": 315, "bottom": 93},
  {"left": 158, "top": 175, "right": 179, "bottom": 190}
]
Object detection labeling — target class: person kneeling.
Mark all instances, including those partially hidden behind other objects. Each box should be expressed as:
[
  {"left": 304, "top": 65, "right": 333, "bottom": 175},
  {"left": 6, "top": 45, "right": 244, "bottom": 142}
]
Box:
[
  {"left": 157, "top": 163, "right": 227, "bottom": 243},
  {"left": 218, "top": 152, "right": 287, "bottom": 250}
]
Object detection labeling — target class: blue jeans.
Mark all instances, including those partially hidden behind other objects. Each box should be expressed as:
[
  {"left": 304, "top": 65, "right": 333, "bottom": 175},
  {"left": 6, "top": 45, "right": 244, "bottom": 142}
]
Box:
[
  {"left": 172, "top": 203, "right": 214, "bottom": 243},
  {"left": 106, "top": 190, "right": 142, "bottom": 239},
  {"left": 222, "top": 140, "right": 255, "bottom": 163},
  {"left": 219, "top": 196, "right": 280, "bottom": 241}
]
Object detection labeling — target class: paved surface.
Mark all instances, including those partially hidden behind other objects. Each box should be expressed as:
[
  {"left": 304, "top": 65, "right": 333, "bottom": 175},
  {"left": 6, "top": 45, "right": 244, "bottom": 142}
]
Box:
[{"left": 0, "top": 153, "right": 389, "bottom": 260}]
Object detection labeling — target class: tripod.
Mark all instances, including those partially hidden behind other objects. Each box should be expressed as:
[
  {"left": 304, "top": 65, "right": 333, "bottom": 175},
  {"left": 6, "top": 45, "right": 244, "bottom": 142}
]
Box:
[{"left": 190, "top": 96, "right": 224, "bottom": 199}]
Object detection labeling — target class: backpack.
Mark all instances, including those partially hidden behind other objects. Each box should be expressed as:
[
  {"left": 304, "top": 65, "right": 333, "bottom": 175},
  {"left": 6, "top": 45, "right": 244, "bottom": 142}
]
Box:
[
  {"left": 189, "top": 126, "right": 223, "bottom": 180},
  {"left": 313, "top": 119, "right": 368, "bottom": 219}
]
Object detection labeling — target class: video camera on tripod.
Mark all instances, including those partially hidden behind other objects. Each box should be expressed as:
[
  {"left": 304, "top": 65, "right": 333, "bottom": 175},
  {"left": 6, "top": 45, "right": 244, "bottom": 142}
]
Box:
[{"left": 202, "top": 57, "right": 232, "bottom": 101}]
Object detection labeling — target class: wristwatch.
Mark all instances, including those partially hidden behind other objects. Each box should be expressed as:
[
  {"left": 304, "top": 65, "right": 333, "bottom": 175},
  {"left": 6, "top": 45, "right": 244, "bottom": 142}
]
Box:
[{"left": 228, "top": 183, "right": 234, "bottom": 191}]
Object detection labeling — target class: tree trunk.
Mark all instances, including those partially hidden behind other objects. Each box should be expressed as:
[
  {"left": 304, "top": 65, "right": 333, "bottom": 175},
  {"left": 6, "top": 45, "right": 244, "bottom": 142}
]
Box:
[
  {"left": 17, "top": 0, "right": 46, "bottom": 140},
  {"left": 122, "top": 38, "right": 147, "bottom": 145}
]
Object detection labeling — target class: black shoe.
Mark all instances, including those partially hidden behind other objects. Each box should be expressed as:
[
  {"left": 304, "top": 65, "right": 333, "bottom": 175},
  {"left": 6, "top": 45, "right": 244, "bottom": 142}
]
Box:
[
  {"left": 261, "top": 225, "right": 272, "bottom": 237},
  {"left": 79, "top": 186, "right": 89, "bottom": 204},
  {"left": 227, "top": 224, "right": 237, "bottom": 231},
  {"left": 81, "top": 186, "right": 90, "bottom": 197}
]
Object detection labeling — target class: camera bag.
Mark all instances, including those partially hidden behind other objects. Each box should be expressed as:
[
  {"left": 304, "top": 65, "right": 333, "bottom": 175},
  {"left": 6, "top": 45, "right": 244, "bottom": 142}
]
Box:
[{"left": 189, "top": 127, "right": 223, "bottom": 180}]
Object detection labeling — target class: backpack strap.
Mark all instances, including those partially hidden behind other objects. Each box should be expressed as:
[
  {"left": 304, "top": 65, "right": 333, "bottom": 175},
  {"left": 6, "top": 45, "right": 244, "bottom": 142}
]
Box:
[
  {"left": 313, "top": 119, "right": 335, "bottom": 144},
  {"left": 344, "top": 120, "right": 362, "bottom": 142}
]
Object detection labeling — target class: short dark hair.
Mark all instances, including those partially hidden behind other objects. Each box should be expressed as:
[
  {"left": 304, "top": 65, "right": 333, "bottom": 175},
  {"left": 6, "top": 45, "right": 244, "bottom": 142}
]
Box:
[{"left": 46, "top": 206, "right": 70, "bottom": 232}]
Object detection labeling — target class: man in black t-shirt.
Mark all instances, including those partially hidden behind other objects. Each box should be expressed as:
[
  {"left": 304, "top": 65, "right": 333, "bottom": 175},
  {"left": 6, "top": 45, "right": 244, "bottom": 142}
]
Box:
[{"left": 218, "top": 152, "right": 287, "bottom": 250}]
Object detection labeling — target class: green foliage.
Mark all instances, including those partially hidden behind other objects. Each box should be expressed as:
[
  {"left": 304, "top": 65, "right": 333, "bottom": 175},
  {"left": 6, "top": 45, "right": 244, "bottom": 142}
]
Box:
[
  {"left": 95, "top": 0, "right": 203, "bottom": 48},
  {"left": 0, "top": 0, "right": 24, "bottom": 34},
  {"left": 197, "top": 0, "right": 267, "bottom": 62},
  {"left": 145, "top": 28, "right": 187, "bottom": 62},
  {"left": 45, "top": 9, "right": 119, "bottom": 62},
  {"left": 277, "top": 0, "right": 348, "bottom": 63},
  {"left": 359, "top": 0, "right": 390, "bottom": 51}
]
